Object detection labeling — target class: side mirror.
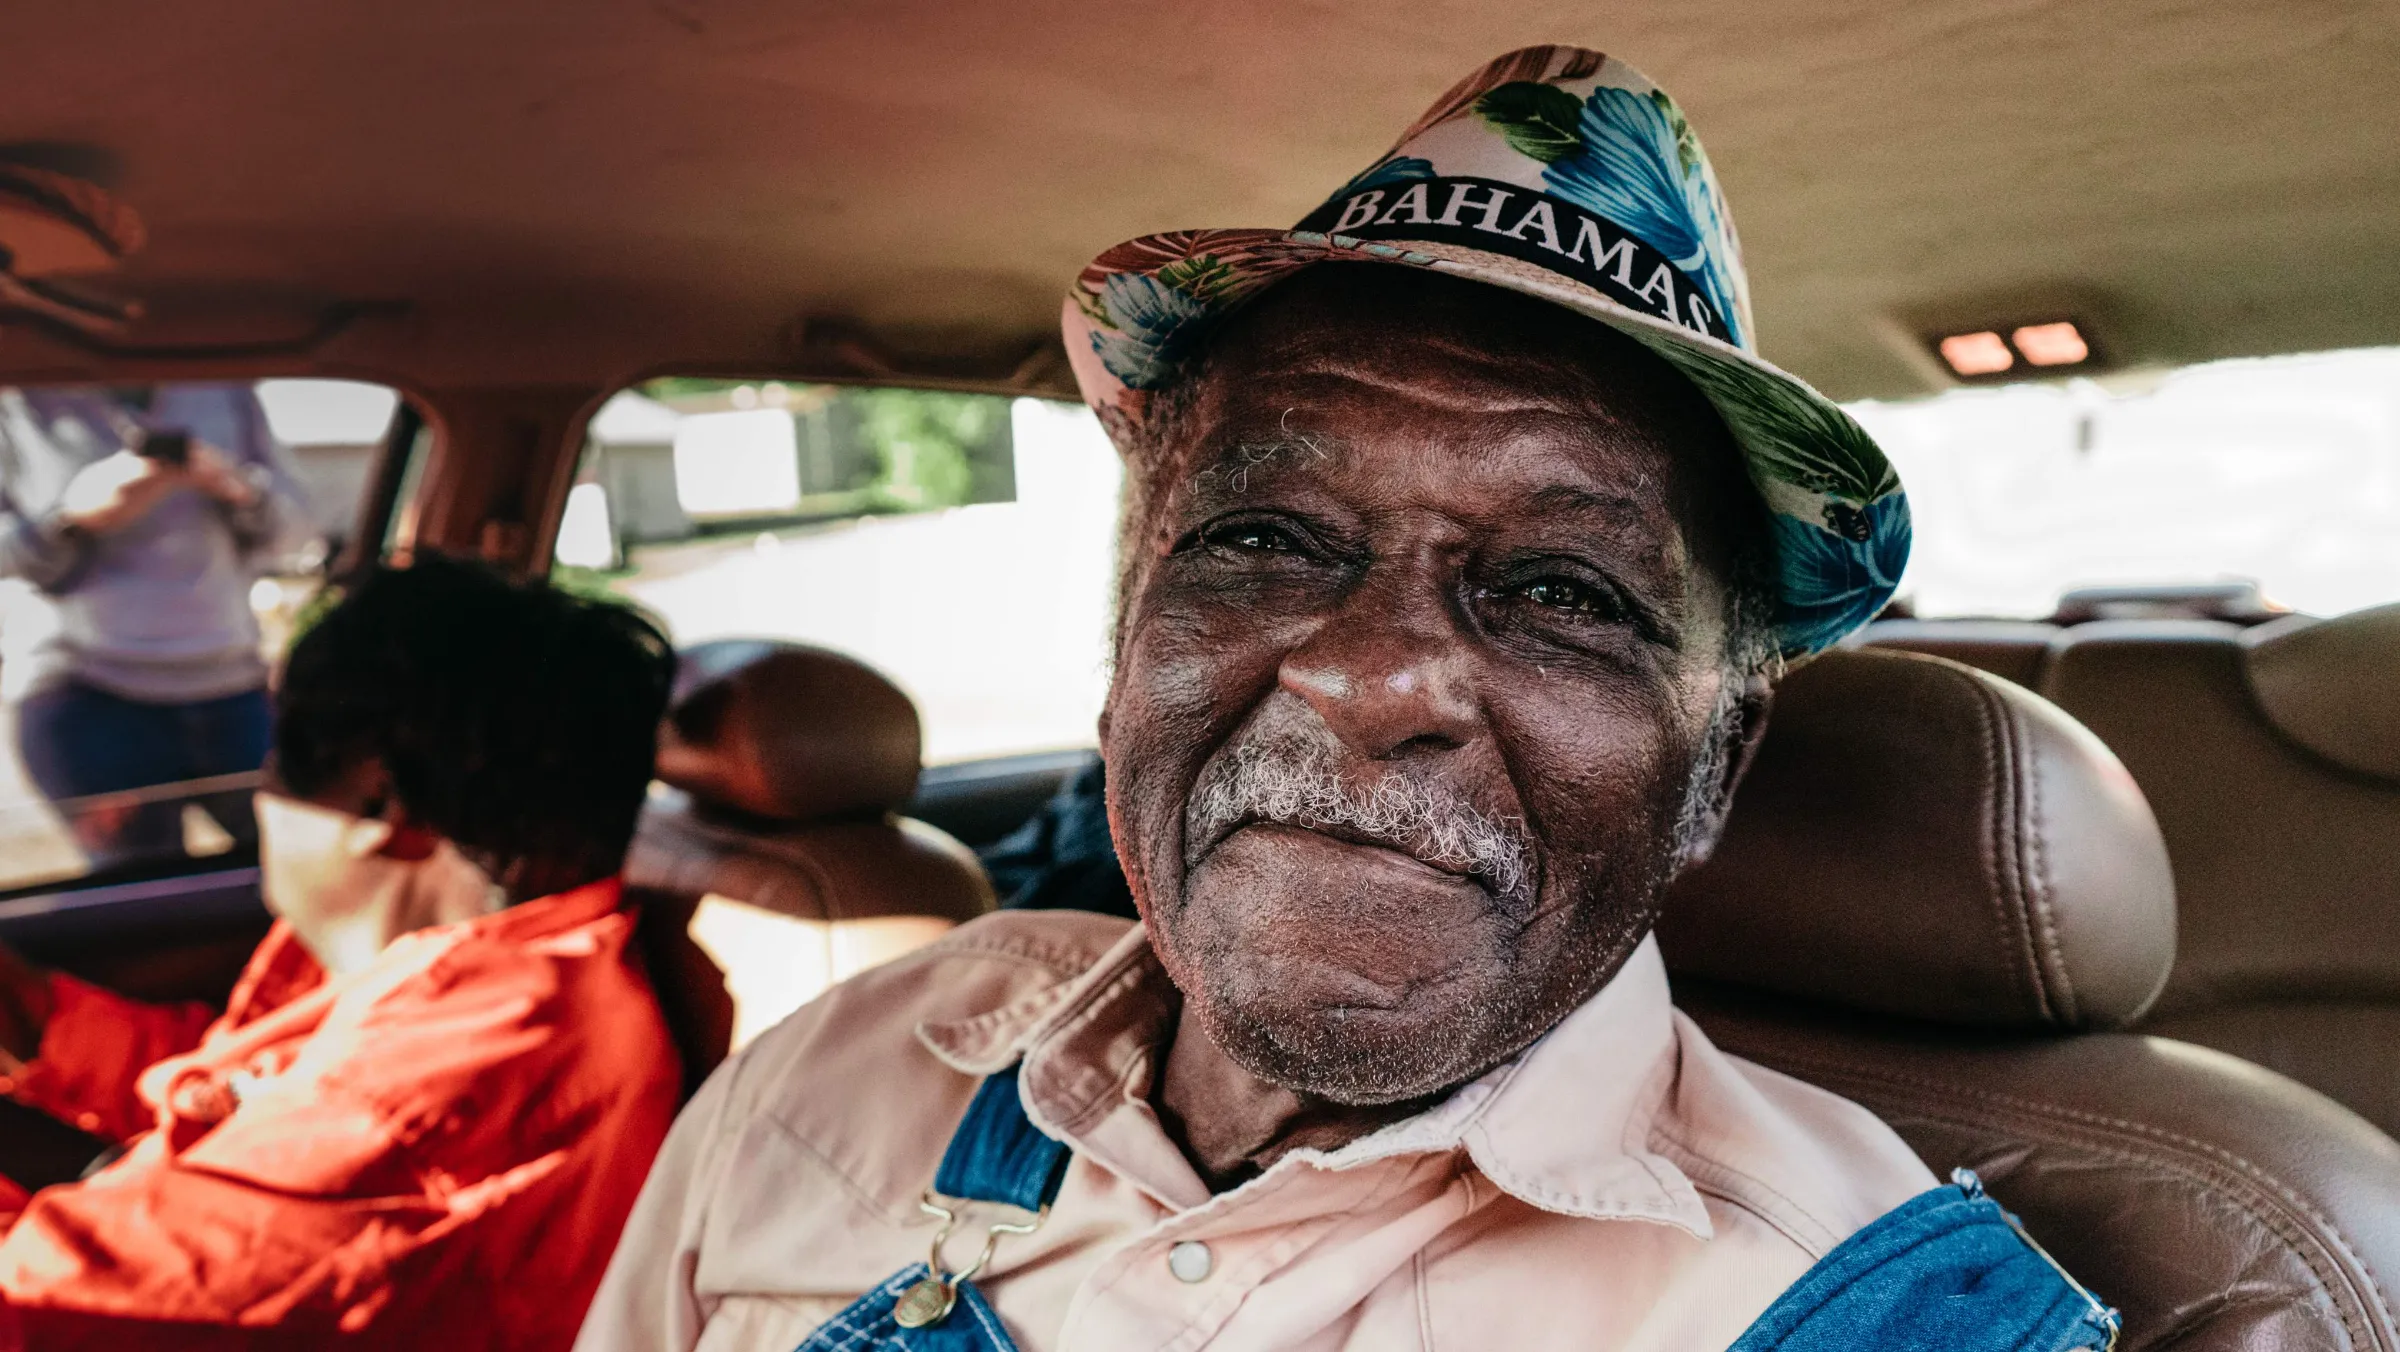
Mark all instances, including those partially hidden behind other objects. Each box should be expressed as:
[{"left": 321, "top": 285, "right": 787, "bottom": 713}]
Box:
[{"left": 554, "top": 481, "right": 620, "bottom": 569}]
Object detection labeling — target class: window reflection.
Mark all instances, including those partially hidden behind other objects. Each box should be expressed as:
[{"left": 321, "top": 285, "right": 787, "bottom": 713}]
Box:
[
  {"left": 562, "top": 383, "right": 1118, "bottom": 765},
  {"left": 0, "top": 380, "right": 401, "bottom": 894}
]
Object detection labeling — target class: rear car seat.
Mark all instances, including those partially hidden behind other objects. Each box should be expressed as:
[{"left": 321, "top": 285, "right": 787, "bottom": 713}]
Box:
[
  {"left": 1861, "top": 603, "right": 2400, "bottom": 1136},
  {"left": 1850, "top": 617, "right": 2062, "bottom": 690},
  {"left": 1659, "top": 647, "right": 2400, "bottom": 1350},
  {"left": 626, "top": 640, "right": 994, "bottom": 1090},
  {"left": 2043, "top": 606, "right": 2400, "bottom": 1131}
]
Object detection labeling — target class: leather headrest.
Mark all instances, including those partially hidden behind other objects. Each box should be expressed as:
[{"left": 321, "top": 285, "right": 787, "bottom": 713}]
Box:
[
  {"left": 1660, "top": 648, "right": 2176, "bottom": 1032},
  {"left": 655, "top": 639, "right": 922, "bottom": 822},
  {"left": 2243, "top": 604, "right": 2400, "bottom": 783}
]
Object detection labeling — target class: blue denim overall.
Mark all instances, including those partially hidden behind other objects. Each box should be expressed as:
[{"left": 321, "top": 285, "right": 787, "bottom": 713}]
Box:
[
  {"left": 792, "top": 1068, "right": 1069, "bottom": 1352},
  {"left": 794, "top": 1067, "right": 2120, "bottom": 1352}
]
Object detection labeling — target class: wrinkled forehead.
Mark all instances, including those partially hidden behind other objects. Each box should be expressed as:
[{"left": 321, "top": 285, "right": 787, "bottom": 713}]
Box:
[{"left": 1153, "top": 266, "right": 1754, "bottom": 541}]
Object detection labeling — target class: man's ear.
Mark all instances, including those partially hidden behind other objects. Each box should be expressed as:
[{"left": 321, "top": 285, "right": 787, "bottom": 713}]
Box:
[
  {"left": 337, "top": 813, "right": 400, "bottom": 861},
  {"left": 1717, "top": 671, "right": 1777, "bottom": 807},
  {"left": 1674, "top": 672, "right": 1776, "bottom": 872}
]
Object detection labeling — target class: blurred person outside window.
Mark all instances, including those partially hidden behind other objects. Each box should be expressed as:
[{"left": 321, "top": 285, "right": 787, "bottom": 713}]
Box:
[{"left": 0, "top": 382, "right": 310, "bottom": 870}]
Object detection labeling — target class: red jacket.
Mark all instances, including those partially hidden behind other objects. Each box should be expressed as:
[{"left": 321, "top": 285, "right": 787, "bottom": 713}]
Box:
[{"left": 0, "top": 878, "right": 678, "bottom": 1350}]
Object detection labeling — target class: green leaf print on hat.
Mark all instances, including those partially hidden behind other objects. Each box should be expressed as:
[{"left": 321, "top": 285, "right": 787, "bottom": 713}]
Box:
[
  {"left": 1643, "top": 337, "right": 1900, "bottom": 509},
  {"left": 1153, "top": 254, "right": 1241, "bottom": 306},
  {"left": 1473, "top": 82, "right": 1587, "bottom": 164}
]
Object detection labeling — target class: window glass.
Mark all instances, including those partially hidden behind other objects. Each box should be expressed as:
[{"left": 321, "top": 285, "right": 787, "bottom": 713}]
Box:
[
  {"left": 576, "top": 354, "right": 2400, "bottom": 771},
  {"left": 0, "top": 380, "right": 409, "bottom": 895},
  {"left": 561, "top": 381, "right": 1120, "bottom": 764},
  {"left": 1848, "top": 347, "right": 2400, "bottom": 618}
]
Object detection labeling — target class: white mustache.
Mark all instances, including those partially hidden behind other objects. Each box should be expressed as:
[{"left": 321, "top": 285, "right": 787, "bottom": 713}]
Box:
[{"left": 1185, "top": 732, "right": 1536, "bottom": 911}]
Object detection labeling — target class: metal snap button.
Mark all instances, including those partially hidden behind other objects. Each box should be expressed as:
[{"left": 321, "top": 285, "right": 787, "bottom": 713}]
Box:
[
  {"left": 894, "top": 1276, "right": 957, "bottom": 1329},
  {"left": 1167, "top": 1240, "right": 1213, "bottom": 1283}
]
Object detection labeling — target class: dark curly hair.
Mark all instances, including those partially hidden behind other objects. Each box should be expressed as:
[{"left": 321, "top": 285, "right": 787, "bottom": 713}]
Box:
[{"left": 274, "top": 554, "right": 675, "bottom": 897}]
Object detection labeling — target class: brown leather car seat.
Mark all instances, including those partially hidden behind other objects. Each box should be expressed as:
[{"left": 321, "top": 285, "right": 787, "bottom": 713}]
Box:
[
  {"left": 627, "top": 639, "right": 994, "bottom": 1090},
  {"left": 2041, "top": 607, "right": 2400, "bottom": 1133},
  {"left": 1660, "top": 647, "right": 2400, "bottom": 1350},
  {"left": 1853, "top": 617, "right": 2063, "bottom": 690}
]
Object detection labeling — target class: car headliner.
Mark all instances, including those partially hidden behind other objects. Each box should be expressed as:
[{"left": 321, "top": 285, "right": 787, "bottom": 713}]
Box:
[{"left": 2, "top": 0, "right": 2396, "bottom": 401}]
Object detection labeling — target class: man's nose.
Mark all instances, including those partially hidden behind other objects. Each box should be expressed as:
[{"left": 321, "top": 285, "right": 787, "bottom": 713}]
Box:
[{"left": 1278, "top": 567, "right": 1481, "bottom": 760}]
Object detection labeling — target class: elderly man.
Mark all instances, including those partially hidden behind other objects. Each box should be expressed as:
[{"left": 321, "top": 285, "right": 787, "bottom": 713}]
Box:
[{"left": 580, "top": 47, "right": 2111, "bottom": 1352}]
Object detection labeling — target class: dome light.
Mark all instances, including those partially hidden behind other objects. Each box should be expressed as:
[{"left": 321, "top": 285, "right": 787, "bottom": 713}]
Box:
[
  {"left": 2013, "top": 321, "right": 2092, "bottom": 367},
  {"left": 1938, "top": 331, "right": 2015, "bottom": 376}
]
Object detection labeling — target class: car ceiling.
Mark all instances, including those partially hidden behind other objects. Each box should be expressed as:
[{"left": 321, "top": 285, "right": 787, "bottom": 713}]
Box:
[{"left": 3, "top": 0, "right": 2396, "bottom": 402}]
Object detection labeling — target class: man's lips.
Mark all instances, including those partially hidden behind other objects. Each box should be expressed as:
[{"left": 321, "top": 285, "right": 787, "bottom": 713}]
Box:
[{"left": 1206, "top": 817, "right": 1480, "bottom": 886}]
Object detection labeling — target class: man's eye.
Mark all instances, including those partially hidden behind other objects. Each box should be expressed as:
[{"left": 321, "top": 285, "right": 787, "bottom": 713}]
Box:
[
  {"left": 1204, "top": 521, "right": 1303, "bottom": 554},
  {"left": 1516, "top": 577, "right": 1628, "bottom": 620}
]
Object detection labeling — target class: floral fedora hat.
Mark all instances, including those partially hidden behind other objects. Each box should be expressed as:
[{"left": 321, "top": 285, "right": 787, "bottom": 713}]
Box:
[{"left": 1061, "top": 45, "right": 1910, "bottom": 656}]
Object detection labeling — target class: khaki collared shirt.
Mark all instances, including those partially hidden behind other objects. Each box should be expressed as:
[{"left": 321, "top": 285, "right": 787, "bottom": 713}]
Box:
[{"left": 578, "top": 911, "right": 1935, "bottom": 1352}]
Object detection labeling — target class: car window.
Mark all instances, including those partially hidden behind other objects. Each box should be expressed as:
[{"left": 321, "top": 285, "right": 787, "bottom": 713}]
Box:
[
  {"left": 559, "top": 381, "right": 1120, "bottom": 764},
  {"left": 0, "top": 380, "right": 414, "bottom": 896},
  {"left": 1849, "top": 347, "right": 2400, "bottom": 619}
]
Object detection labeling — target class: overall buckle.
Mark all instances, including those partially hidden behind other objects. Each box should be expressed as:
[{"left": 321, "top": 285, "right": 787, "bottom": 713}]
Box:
[{"left": 892, "top": 1192, "right": 1049, "bottom": 1329}]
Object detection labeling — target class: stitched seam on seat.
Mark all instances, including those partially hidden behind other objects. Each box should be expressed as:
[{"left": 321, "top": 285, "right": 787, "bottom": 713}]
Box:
[
  {"left": 1780, "top": 1054, "right": 2388, "bottom": 1330},
  {"left": 1870, "top": 1096, "right": 2381, "bottom": 1348},
  {"left": 1989, "top": 678, "right": 2056, "bottom": 1025},
  {"left": 788, "top": 851, "right": 839, "bottom": 920},
  {"left": 654, "top": 814, "right": 843, "bottom": 872},
  {"left": 2142, "top": 1288, "right": 2341, "bottom": 1349},
  {"left": 1742, "top": 1048, "right": 2396, "bottom": 1347},
  {"left": 2014, "top": 699, "right": 2078, "bottom": 1027},
  {"left": 1909, "top": 1096, "right": 2376, "bottom": 1349},
  {"left": 1964, "top": 670, "right": 2047, "bottom": 1023},
  {"left": 636, "top": 818, "right": 845, "bottom": 921}
]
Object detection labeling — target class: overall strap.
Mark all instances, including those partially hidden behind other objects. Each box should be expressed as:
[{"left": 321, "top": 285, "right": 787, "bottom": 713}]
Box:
[
  {"left": 1732, "top": 1170, "right": 2120, "bottom": 1352},
  {"left": 933, "top": 1064, "right": 1072, "bottom": 1212},
  {"left": 792, "top": 1065, "right": 1069, "bottom": 1352}
]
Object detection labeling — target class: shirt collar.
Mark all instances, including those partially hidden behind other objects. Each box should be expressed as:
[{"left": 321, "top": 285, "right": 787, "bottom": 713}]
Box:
[
  {"left": 227, "top": 876, "right": 631, "bottom": 1027},
  {"left": 916, "top": 922, "right": 1710, "bottom": 1238},
  {"left": 473, "top": 875, "right": 627, "bottom": 942},
  {"left": 1312, "top": 935, "right": 1711, "bottom": 1237},
  {"left": 914, "top": 918, "right": 1158, "bottom": 1078}
]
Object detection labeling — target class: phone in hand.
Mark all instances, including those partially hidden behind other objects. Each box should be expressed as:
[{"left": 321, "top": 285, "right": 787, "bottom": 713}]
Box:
[{"left": 135, "top": 429, "right": 191, "bottom": 468}]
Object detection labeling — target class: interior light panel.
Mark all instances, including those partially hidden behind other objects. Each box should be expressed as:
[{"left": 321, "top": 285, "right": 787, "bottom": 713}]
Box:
[
  {"left": 1932, "top": 319, "right": 2097, "bottom": 380},
  {"left": 2012, "top": 321, "right": 2091, "bottom": 367},
  {"left": 1938, "top": 331, "right": 2014, "bottom": 376}
]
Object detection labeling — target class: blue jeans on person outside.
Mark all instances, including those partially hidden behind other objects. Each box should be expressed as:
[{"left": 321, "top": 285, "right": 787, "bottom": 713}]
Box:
[{"left": 15, "top": 681, "right": 273, "bottom": 873}]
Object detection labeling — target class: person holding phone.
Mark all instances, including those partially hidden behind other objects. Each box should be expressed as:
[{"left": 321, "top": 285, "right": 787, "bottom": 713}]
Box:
[{"left": 0, "top": 382, "right": 311, "bottom": 870}]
